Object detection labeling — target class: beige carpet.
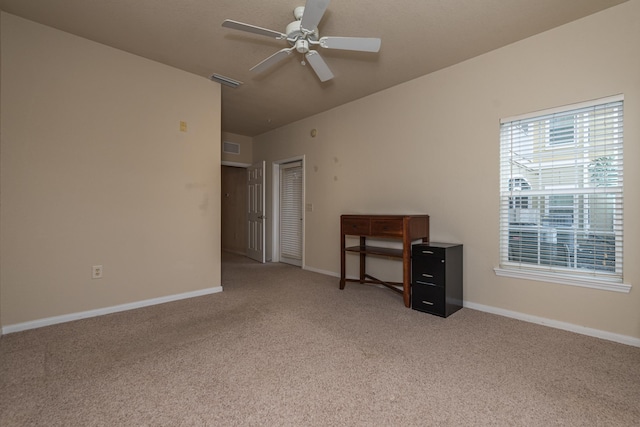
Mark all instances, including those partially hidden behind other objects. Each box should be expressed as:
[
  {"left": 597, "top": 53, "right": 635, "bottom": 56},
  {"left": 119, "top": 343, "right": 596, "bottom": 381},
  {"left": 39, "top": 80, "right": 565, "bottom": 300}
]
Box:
[{"left": 1, "top": 252, "right": 639, "bottom": 426}]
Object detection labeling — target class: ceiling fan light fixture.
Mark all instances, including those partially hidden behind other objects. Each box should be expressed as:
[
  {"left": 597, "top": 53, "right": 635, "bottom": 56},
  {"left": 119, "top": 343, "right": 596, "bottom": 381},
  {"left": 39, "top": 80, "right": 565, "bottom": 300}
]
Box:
[
  {"left": 296, "top": 39, "right": 309, "bottom": 53},
  {"left": 210, "top": 73, "right": 243, "bottom": 88}
]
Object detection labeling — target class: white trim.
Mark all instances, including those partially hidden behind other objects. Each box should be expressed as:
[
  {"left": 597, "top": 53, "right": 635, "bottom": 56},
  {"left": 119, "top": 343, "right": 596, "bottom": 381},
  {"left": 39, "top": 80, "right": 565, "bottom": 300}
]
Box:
[
  {"left": 272, "top": 162, "right": 280, "bottom": 263},
  {"left": 494, "top": 267, "right": 631, "bottom": 292},
  {"left": 500, "top": 94, "right": 624, "bottom": 124},
  {"left": 464, "top": 301, "right": 640, "bottom": 348},
  {"left": 304, "top": 265, "right": 339, "bottom": 277},
  {"left": 221, "top": 161, "right": 251, "bottom": 168},
  {"left": 305, "top": 266, "right": 638, "bottom": 347},
  {"left": 1, "top": 286, "right": 223, "bottom": 335}
]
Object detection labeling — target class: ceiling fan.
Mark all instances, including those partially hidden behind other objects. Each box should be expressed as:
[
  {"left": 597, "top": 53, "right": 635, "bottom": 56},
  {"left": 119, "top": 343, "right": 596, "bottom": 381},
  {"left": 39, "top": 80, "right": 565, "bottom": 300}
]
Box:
[{"left": 222, "top": 0, "right": 381, "bottom": 82}]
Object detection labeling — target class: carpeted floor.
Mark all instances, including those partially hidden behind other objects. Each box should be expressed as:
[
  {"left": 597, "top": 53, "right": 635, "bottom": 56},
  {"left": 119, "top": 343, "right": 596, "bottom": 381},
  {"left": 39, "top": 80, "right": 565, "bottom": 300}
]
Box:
[{"left": 1, "top": 252, "right": 639, "bottom": 426}]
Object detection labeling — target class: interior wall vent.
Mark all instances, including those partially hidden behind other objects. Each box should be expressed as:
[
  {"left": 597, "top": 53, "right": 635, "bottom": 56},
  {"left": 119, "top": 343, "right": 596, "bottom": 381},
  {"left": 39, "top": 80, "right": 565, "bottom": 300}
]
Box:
[{"left": 223, "top": 141, "right": 241, "bottom": 155}]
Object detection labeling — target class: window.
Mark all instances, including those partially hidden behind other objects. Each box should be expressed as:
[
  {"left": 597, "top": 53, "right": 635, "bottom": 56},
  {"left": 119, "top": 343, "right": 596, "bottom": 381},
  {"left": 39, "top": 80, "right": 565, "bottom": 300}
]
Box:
[
  {"left": 548, "top": 115, "right": 576, "bottom": 145},
  {"left": 497, "top": 95, "right": 626, "bottom": 291}
]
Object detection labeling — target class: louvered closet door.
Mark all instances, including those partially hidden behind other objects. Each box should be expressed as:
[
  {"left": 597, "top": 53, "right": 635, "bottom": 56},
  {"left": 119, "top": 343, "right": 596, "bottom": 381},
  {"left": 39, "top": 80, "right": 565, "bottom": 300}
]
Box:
[{"left": 279, "top": 161, "right": 303, "bottom": 266}]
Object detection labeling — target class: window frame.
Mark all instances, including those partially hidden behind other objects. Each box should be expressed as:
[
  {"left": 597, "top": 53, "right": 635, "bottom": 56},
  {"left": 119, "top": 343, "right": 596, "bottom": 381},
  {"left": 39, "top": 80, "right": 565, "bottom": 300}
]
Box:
[{"left": 495, "top": 95, "right": 630, "bottom": 293}]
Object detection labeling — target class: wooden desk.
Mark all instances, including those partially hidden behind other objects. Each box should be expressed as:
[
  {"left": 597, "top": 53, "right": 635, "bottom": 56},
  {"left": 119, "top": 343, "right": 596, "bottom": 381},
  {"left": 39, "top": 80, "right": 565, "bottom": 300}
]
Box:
[{"left": 340, "top": 214, "right": 429, "bottom": 307}]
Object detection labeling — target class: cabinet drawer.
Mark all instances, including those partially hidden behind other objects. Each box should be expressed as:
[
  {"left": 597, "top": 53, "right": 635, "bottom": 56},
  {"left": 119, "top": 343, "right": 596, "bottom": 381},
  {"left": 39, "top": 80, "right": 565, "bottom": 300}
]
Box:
[
  {"left": 412, "top": 266, "right": 444, "bottom": 287},
  {"left": 342, "top": 218, "right": 370, "bottom": 235},
  {"left": 370, "top": 219, "right": 403, "bottom": 237},
  {"left": 411, "top": 283, "right": 445, "bottom": 315},
  {"left": 412, "top": 257, "right": 445, "bottom": 285},
  {"left": 413, "top": 245, "right": 446, "bottom": 259}
]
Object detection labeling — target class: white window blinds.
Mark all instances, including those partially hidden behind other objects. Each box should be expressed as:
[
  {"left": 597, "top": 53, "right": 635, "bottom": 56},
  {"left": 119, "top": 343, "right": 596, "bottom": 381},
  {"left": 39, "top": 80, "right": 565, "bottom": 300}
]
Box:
[{"left": 499, "top": 95, "right": 624, "bottom": 284}]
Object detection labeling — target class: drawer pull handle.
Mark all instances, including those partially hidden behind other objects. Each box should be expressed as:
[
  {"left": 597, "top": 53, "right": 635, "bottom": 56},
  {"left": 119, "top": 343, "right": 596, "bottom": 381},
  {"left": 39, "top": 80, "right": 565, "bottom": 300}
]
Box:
[
  {"left": 422, "top": 274, "right": 433, "bottom": 278},
  {"left": 416, "top": 281, "right": 436, "bottom": 286},
  {"left": 422, "top": 250, "right": 434, "bottom": 254},
  {"left": 422, "top": 301, "right": 434, "bottom": 305}
]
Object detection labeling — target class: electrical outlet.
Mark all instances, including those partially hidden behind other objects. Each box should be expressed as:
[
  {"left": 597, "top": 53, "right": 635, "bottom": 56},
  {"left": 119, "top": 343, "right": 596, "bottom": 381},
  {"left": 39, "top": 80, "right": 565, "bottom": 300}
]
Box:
[{"left": 92, "top": 265, "right": 103, "bottom": 279}]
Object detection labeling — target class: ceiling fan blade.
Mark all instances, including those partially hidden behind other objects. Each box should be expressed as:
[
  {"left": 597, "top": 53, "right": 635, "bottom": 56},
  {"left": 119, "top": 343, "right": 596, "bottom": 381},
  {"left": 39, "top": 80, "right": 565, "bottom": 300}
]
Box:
[
  {"left": 305, "top": 51, "right": 334, "bottom": 82},
  {"left": 319, "top": 36, "right": 381, "bottom": 52},
  {"left": 250, "top": 48, "right": 294, "bottom": 73},
  {"left": 222, "top": 19, "right": 287, "bottom": 40},
  {"left": 300, "top": 0, "right": 330, "bottom": 32}
]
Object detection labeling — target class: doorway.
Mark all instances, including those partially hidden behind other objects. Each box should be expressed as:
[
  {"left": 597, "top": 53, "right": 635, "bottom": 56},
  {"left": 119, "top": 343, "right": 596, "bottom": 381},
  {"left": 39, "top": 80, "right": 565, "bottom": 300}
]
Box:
[
  {"left": 221, "top": 165, "right": 247, "bottom": 255},
  {"left": 221, "top": 162, "right": 266, "bottom": 263},
  {"left": 273, "top": 157, "right": 305, "bottom": 267}
]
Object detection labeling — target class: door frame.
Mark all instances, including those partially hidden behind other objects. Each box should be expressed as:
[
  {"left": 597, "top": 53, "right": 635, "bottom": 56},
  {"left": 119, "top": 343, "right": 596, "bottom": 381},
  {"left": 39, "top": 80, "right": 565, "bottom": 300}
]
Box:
[{"left": 272, "top": 155, "right": 305, "bottom": 267}]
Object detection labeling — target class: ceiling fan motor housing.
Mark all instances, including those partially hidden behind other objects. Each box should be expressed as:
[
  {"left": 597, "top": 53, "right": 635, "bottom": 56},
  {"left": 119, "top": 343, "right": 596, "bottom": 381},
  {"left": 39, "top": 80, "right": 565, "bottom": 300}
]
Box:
[{"left": 286, "top": 20, "right": 319, "bottom": 42}]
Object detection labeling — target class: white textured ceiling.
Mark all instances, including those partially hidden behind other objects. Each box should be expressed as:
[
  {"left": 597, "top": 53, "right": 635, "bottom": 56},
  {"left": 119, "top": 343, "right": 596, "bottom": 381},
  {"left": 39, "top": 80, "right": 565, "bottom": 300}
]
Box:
[{"left": 0, "top": 0, "right": 628, "bottom": 136}]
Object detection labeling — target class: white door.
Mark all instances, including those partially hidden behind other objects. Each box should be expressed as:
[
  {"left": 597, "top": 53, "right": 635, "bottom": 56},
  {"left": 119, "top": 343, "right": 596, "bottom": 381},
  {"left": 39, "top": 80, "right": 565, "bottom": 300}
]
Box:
[
  {"left": 279, "top": 161, "right": 303, "bottom": 266},
  {"left": 247, "top": 161, "right": 265, "bottom": 263}
]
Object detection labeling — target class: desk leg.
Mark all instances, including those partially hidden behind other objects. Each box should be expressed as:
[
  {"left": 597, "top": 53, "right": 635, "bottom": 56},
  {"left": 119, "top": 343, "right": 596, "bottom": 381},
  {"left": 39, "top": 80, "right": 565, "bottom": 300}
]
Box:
[
  {"left": 359, "top": 236, "right": 366, "bottom": 283},
  {"left": 402, "top": 234, "right": 411, "bottom": 307},
  {"left": 340, "top": 233, "right": 346, "bottom": 289}
]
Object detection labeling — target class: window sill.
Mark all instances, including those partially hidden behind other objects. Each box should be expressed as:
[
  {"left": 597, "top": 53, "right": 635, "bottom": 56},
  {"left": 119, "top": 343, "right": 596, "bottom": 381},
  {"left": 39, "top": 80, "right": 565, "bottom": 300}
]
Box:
[{"left": 494, "top": 267, "right": 631, "bottom": 293}]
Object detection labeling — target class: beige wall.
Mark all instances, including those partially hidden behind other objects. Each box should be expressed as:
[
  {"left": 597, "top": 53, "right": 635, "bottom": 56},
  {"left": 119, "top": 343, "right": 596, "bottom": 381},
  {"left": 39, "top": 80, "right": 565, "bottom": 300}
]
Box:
[
  {"left": 0, "top": 12, "right": 3, "bottom": 330},
  {"left": 254, "top": 1, "right": 640, "bottom": 339},
  {"left": 0, "top": 13, "right": 222, "bottom": 326},
  {"left": 221, "top": 131, "right": 253, "bottom": 165}
]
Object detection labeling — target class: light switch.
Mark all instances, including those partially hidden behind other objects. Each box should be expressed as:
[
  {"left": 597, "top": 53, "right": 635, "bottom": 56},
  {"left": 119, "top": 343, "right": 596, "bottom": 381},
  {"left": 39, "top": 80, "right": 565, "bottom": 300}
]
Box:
[{"left": 306, "top": 203, "right": 313, "bottom": 212}]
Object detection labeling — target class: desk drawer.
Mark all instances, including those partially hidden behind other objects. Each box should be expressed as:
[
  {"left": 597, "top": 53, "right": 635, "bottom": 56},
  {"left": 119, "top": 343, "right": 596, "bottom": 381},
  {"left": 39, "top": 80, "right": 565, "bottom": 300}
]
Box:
[
  {"left": 342, "top": 218, "right": 370, "bottom": 235},
  {"left": 371, "top": 219, "right": 403, "bottom": 237}
]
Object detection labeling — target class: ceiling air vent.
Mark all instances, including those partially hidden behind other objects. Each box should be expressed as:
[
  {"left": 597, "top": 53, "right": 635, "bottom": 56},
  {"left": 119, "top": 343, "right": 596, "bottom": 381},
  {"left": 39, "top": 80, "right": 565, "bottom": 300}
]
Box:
[
  {"left": 223, "top": 141, "right": 241, "bottom": 155},
  {"left": 210, "top": 73, "right": 243, "bottom": 88}
]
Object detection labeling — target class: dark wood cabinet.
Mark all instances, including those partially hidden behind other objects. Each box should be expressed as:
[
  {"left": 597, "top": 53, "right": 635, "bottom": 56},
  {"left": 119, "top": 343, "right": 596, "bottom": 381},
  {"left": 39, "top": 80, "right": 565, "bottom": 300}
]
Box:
[
  {"left": 340, "top": 214, "right": 429, "bottom": 307},
  {"left": 411, "top": 243, "right": 463, "bottom": 317}
]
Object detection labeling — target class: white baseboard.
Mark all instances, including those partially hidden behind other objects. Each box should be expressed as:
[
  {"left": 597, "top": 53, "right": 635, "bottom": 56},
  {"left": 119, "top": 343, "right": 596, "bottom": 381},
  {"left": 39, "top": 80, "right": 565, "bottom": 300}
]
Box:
[
  {"left": 304, "top": 266, "right": 640, "bottom": 347},
  {"left": 303, "top": 265, "right": 340, "bottom": 278},
  {"left": 2, "top": 286, "right": 223, "bottom": 335},
  {"left": 464, "top": 301, "right": 640, "bottom": 348}
]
